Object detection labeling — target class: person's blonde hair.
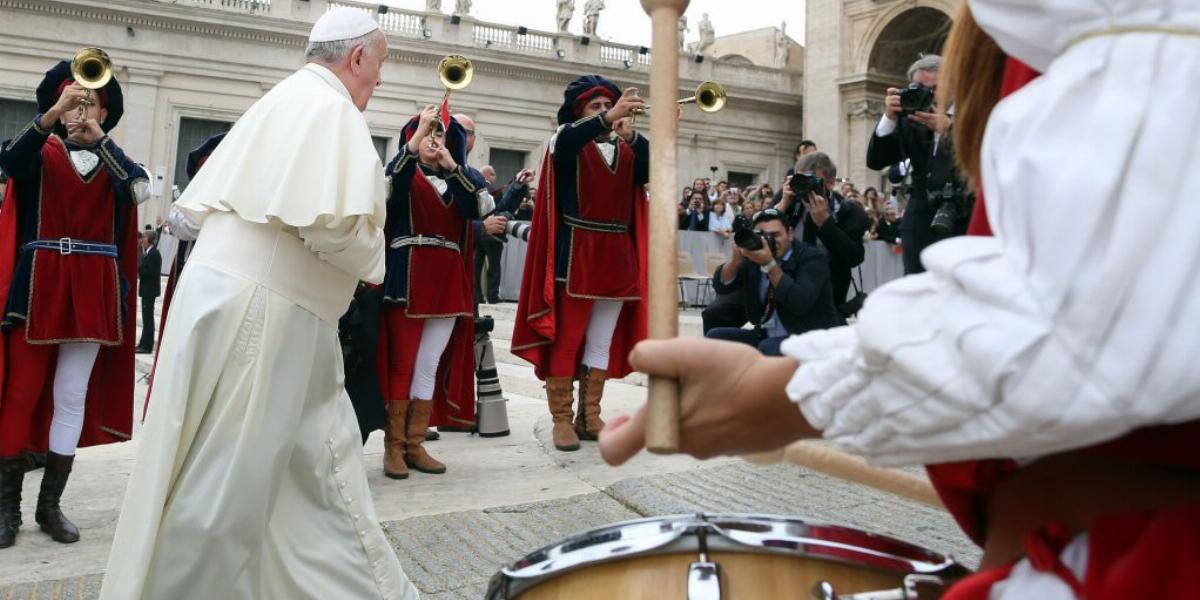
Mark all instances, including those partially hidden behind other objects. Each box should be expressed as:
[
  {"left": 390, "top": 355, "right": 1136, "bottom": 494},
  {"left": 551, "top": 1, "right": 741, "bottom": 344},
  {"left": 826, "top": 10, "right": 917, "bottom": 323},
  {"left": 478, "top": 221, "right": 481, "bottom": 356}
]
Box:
[{"left": 937, "top": 3, "right": 1007, "bottom": 187}]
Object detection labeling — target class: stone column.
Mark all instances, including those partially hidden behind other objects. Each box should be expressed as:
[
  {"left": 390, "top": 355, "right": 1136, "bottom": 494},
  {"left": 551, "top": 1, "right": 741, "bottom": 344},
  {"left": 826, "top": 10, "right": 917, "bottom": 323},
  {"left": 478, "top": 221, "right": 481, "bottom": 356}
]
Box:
[
  {"left": 801, "top": 0, "right": 843, "bottom": 156},
  {"left": 841, "top": 73, "right": 893, "bottom": 190},
  {"left": 118, "top": 67, "right": 163, "bottom": 227}
]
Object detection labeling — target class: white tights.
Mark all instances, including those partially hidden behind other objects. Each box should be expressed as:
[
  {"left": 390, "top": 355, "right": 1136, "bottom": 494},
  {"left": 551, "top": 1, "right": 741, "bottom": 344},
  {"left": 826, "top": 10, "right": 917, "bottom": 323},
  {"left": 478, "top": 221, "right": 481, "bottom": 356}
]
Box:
[
  {"left": 582, "top": 300, "right": 623, "bottom": 371},
  {"left": 409, "top": 317, "right": 456, "bottom": 401},
  {"left": 49, "top": 343, "right": 101, "bottom": 456}
]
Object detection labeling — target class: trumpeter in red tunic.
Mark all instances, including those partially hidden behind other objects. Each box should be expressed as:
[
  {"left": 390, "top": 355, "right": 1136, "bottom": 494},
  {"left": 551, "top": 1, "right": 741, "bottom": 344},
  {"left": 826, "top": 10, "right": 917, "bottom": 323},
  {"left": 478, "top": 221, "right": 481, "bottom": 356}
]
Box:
[
  {"left": 513, "top": 75, "right": 649, "bottom": 452},
  {"left": 375, "top": 110, "right": 483, "bottom": 479},
  {"left": 0, "top": 59, "right": 146, "bottom": 548}
]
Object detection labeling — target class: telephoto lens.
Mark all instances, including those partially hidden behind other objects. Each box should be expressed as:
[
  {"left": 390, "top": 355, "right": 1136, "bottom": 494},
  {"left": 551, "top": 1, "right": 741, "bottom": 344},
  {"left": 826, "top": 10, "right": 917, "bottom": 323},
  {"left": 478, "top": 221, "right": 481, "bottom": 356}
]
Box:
[{"left": 733, "top": 227, "right": 764, "bottom": 251}]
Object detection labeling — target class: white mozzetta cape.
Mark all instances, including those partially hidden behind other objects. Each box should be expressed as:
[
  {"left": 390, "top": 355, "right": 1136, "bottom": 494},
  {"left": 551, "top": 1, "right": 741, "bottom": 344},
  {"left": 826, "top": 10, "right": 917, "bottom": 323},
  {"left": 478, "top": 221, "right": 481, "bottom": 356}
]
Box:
[{"left": 175, "top": 63, "right": 386, "bottom": 283}]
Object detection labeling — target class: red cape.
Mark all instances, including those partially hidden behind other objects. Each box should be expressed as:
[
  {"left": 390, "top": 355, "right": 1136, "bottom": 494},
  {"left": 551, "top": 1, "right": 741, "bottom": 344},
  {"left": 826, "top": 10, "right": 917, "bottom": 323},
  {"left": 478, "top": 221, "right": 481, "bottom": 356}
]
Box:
[
  {"left": 511, "top": 146, "right": 648, "bottom": 380},
  {"left": 0, "top": 176, "right": 137, "bottom": 450}
]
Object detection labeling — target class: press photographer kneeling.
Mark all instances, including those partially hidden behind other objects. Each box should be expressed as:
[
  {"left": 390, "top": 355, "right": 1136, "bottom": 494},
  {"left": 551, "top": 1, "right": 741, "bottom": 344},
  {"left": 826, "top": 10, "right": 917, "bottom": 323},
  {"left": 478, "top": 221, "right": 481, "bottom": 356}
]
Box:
[{"left": 704, "top": 209, "right": 841, "bottom": 356}]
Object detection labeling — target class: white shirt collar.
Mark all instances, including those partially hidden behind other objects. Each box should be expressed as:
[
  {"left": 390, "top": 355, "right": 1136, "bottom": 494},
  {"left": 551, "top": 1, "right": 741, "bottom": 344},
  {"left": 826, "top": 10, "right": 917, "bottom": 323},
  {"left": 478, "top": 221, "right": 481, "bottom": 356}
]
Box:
[{"left": 302, "top": 63, "right": 352, "bottom": 101}]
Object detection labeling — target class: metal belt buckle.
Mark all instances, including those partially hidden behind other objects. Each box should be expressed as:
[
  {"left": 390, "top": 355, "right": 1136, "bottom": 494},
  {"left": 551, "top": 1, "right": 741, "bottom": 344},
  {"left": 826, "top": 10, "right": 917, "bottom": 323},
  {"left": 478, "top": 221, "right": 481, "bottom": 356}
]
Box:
[{"left": 58, "top": 237, "right": 73, "bottom": 255}]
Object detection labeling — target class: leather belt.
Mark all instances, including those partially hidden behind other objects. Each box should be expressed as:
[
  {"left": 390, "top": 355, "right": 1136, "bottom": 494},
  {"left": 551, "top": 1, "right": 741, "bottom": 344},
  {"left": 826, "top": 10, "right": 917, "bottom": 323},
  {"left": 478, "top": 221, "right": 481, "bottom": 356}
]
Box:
[
  {"left": 563, "top": 214, "right": 628, "bottom": 233},
  {"left": 390, "top": 234, "right": 461, "bottom": 253},
  {"left": 23, "top": 237, "right": 118, "bottom": 258}
]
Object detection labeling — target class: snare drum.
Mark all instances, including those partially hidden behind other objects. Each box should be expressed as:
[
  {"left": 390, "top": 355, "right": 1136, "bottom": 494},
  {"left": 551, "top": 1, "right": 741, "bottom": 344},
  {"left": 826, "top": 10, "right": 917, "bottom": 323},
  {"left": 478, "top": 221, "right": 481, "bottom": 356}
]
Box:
[{"left": 486, "top": 514, "right": 966, "bottom": 599}]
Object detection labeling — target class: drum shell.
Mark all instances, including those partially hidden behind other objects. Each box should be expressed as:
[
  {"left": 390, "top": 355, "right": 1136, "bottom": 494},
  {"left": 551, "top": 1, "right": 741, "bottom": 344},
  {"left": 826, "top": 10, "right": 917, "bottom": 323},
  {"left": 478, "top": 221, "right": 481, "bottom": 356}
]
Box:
[{"left": 513, "top": 550, "right": 904, "bottom": 599}]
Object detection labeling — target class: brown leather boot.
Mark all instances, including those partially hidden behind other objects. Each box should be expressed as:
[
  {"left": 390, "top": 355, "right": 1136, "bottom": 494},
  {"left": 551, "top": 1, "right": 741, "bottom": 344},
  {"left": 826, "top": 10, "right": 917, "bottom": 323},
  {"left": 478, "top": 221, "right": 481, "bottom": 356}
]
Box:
[
  {"left": 0, "top": 456, "right": 24, "bottom": 549},
  {"left": 404, "top": 402, "right": 446, "bottom": 474},
  {"left": 35, "top": 452, "right": 79, "bottom": 544},
  {"left": 575, "top": 367, "right": 608, "bottom": 441},
  {"left": 383, "top": 400, "right": 410, "bottom": 480},
  {"left": 546, "top": 377, "right": 580, "bottom": 451}
]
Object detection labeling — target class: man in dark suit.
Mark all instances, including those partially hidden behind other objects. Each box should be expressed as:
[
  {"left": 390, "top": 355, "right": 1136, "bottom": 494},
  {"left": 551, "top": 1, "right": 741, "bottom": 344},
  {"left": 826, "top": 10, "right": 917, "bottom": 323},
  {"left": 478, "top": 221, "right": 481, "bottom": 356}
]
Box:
[
  {"left": 705, "top": 209, "right": 841, "bottom": 356},
  {"left": 778, "top": 152, "right": 871, "bottom": 312},
  {"left": 866, "top": 55, "right": 967, "bottom": 274},
  {"left": 681, "top": 189, "right": 710, "bottom": 231},
  {"left": 135, "top": 231, "right": 161, "bottom": 354}
]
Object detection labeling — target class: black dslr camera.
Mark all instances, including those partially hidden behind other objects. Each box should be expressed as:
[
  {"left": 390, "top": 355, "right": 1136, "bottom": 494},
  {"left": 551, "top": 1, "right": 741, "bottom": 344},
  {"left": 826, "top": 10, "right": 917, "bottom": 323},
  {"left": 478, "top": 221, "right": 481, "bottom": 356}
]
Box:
[
  {"left": 733, "top": 227, "right": 777, "bottom": 256},
  {"left": 789, "top": 171, "right": 824, "bottom": 198},
  {"left": 899, "top": 83, "right": 935, "bottom": 115},
  {"left": 929, "top": 182, "right": 964, "bottom": 236}
]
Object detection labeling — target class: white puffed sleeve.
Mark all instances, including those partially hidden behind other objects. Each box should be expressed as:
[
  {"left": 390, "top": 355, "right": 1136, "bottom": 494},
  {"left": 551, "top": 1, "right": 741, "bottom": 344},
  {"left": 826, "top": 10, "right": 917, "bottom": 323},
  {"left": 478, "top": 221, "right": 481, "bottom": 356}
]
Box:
[
  {"left": 298, "top": 214, "right": 386, "bottom": 285},
  {"left": 780, "top": 1, "right": 1200, "bottom": 466},
  {"left": 782, "top": 234, "right": 1200, "bottom": 467}
]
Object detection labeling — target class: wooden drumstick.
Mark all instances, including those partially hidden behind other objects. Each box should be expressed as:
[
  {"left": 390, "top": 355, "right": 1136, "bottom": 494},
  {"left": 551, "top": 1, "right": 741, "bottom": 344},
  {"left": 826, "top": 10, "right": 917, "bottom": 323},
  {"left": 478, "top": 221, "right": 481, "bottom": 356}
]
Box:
[
  {"left": 747, "top": 441, "right": 946, "bottom": 509},
  {"left": 640, "top": 0, "right": 689, "bottom": 454}
]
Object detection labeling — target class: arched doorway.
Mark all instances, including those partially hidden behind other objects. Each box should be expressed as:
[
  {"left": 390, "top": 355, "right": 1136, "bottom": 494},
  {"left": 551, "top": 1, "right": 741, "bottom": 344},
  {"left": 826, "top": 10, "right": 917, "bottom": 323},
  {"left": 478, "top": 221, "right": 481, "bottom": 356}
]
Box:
[{"left": 868, "top": 7, "right": 953, "bottom": 80}]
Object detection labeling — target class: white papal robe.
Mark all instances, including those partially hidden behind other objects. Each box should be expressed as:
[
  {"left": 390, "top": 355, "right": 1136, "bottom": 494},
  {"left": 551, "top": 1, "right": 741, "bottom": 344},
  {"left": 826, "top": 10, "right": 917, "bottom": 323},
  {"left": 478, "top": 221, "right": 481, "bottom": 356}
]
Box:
[{"left": 99, "top": 64, "right": 419, "bottom": 600}]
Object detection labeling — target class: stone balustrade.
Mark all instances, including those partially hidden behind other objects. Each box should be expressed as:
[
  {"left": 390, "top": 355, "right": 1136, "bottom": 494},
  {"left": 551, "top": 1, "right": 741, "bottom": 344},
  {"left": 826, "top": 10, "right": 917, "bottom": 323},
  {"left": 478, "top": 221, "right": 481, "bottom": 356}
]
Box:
[{"left": 175, "top": 0, "right": 801, "bottom": 94}]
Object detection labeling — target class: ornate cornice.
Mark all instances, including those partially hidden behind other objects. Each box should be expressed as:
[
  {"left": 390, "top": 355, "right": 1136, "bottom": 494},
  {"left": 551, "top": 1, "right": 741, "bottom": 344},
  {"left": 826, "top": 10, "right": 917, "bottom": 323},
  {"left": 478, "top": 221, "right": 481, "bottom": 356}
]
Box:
[
  {"left": 0, "top": 0, "right": 310, "bottom": 48},
  {"left": 845, "top": 98, "right": 885, "bottom": 120}
]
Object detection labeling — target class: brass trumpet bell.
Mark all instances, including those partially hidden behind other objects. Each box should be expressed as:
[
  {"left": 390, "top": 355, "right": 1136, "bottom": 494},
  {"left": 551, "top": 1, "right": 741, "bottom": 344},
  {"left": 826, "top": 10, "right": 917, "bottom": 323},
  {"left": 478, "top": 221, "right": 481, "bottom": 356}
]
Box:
[
  {"left": 635, "top": 81, "right": 727, "bottom": 114},
  {"left": 438, "top": 55, "right": 473, "bottom": 91},
  {"left": 71, "top": 47, "right": 112, "bottom": 90},
  {"left": 688, "top": 81, "right": 727, "bottom": 113}
]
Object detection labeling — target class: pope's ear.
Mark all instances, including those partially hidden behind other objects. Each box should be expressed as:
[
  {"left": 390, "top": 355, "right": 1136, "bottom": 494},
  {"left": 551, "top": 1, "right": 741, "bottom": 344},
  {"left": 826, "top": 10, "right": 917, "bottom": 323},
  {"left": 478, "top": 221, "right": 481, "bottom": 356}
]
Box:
[{"left": 350, "top": 43, "right": 366, "bottom": 71}]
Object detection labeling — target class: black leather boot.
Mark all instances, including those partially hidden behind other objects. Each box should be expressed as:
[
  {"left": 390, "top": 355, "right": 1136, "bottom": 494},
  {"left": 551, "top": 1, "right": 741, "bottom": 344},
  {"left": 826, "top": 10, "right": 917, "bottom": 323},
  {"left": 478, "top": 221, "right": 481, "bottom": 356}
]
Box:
[
  {"left": 0, "top": 456, "right": 25, "bottom": 548},
  {"left": 35, "top": 452, "right": 79, "bottom": 544}
]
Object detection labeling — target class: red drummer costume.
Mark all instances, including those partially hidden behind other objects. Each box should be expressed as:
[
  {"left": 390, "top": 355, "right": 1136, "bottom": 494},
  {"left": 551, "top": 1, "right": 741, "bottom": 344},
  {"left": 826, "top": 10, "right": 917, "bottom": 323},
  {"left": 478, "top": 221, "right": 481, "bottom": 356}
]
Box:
[
  {"left": 931, "top": 32, "right": 1200, "bottom": 600},
  {"left": 776, "top": 1, "right": 1200, "bottom": 597},
  {"left": 377, "top": 108, "right": 484, "bottom": 479},
  {"left": 513, "top": 75, "right": 649, "bottom": 452},
  {"left": 0, "top": 59, "right": 147, "bottom": 548}
]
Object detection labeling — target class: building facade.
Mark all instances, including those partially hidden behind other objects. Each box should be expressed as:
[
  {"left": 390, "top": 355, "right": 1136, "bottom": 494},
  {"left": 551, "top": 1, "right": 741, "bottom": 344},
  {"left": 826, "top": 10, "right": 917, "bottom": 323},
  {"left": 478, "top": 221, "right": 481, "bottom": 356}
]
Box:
[
  {"left": 0, "top": 0, "right": 804, "bottom": 226},
  {"left": 803, "top": 0, "right": 958, "bottom": 189}
]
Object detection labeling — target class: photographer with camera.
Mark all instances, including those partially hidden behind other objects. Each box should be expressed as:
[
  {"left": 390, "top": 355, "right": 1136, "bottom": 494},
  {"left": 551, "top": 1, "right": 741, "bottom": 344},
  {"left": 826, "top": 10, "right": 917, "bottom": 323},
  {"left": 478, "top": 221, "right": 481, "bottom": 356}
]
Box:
[
  {"left": 867, "top": 55, "right": 969, "bottom": 274},
  {"left": 704, "top": 209, "right": 840, "bottom": 356},
  {"left": 776, "top": 152, "right": 870, "bottom": 316},
  {"left": 682, "top": 189, "right": 710, "bottom": 231}
]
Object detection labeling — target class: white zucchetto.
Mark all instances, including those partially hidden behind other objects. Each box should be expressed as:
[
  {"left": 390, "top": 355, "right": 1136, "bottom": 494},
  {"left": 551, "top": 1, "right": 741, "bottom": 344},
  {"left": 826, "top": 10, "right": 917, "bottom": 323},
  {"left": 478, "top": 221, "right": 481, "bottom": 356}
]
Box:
[{"left": 308, "top": 7, "right": 382, "bottom": 43}]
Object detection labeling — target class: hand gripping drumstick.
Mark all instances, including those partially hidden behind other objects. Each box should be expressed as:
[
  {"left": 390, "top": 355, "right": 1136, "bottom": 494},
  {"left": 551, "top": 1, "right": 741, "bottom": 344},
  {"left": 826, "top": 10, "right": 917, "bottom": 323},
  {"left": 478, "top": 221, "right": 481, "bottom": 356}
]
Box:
[
  {"left": 640, "top": 0, "right": 689, "bottom": 454},
  {"left": 747, "top": 441, "right": 946, "bottom": 509}
]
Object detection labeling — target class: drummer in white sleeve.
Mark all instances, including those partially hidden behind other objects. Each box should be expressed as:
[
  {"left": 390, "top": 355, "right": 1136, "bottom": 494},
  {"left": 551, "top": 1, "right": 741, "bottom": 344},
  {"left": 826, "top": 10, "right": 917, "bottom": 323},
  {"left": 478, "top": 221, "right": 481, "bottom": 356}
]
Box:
[{"left": 599, "top": 1, "right": 1200, "bottom": 598}]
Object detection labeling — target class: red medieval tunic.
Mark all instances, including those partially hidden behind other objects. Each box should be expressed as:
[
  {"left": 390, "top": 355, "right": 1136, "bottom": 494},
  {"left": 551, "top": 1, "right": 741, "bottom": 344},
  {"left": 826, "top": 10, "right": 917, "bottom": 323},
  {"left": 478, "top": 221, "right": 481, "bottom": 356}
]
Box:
[
  {"left": 377, "top": 140, "right": 479, "bottom": 428},
  {"left": 0, "top": 123, "right": 141, "bottom": 456},
  {"left": 513, "top": 114, "right": 649, "bottom": 380},
  {"left": 930, "top": 59, "right": 1200, "bottom": 599}
]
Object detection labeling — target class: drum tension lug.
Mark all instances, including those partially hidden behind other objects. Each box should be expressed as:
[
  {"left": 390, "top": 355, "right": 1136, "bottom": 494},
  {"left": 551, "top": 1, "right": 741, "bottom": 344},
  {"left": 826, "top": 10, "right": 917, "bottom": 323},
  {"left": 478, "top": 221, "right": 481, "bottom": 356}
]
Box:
[{"left": 687, "top": 524, "right": 722, "bottom": 600}]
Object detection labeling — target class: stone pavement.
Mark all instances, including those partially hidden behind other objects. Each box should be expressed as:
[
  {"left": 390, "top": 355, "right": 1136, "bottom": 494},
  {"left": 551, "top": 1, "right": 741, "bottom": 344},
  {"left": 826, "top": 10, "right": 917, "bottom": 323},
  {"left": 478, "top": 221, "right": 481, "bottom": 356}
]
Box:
[{"left": 0, "top": 285, "right": 978, "bottom": 599}]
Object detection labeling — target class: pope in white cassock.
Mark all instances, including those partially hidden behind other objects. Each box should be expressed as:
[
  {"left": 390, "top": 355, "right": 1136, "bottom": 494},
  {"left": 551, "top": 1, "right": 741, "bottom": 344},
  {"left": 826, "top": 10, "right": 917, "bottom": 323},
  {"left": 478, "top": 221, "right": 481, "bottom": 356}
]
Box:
[{"left": 99, "top": 9, "right": 419, "bottom": 600}]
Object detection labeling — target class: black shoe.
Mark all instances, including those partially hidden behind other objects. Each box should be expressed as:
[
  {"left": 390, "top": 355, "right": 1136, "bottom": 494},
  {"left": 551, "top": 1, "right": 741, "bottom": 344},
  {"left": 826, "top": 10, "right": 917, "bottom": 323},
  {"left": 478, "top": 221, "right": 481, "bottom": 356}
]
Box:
[
  {"left": 425, "top": 428, "right": 440, "bottom": 441},
  {"left": 135, "top": 345, "right": 153, "bottom": 354},
  {"left": 487, "top": 297, "right": 501, "bottom": 305},
  {"left": 0, "top": 457, "right": 26, "bottom": 548},
  {"left": 35, "top": 453, "right": 79, "bottom": 544}
]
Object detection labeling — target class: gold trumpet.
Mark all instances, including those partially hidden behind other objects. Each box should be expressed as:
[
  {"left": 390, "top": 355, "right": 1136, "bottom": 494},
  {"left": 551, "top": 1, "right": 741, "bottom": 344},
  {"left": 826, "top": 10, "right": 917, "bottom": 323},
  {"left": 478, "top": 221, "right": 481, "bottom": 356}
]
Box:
[
  {"left": 430, "top": 55, "right": 472, "bottom": 137},
  {"left": 438, "top": 54, "right": 473, "bottom": 92},
  {"left": 630, "top": 81, "right": 726, "bottom": 126},
  {"left": 70, "top": 47, "right": 112, "bottom": 122},
  {"left": 633, "top": 81, "right": 724, "bottom": 114}
]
